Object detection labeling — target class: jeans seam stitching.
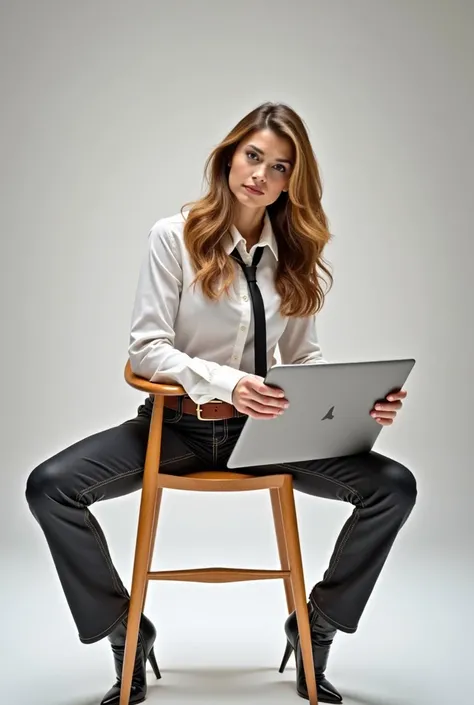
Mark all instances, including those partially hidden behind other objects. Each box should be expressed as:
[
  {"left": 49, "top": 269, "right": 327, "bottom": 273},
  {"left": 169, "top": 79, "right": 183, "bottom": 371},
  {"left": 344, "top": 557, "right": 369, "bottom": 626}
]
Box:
[
  {"left": 276, "top": 462, "right": 366, "bottom": 508},
  {"left": 160, "top": 452, "right": 196, "bottom": 467},
  {"left": 223, "top": 418, "right": 228, "bottom": 443},
  {"left": 76, "top": 449, "right": 199, "bottom": 642},
  {"left": 80, "top": 605, "right": 129, "bottom": 643},
  {"left": 214, "top": 418, "right": 229, "bottom": 446},
  {"left": 212, "top": 421, "right": 217, "bottom": 464},
  {"left": 164, "top": 408, "right": 182, "bottom": 423},
  {"left": 75, "top": 451, "right": 197, "bottom": 505},
  {"left": 323, "top": 508, "right": 360, "bottom": 582},
  {"left": 311, "top": 602, "right": 355, "bottom": 631},
  {"left": 83, "top": 509, "right": 127, "bottom": 596},
  {"left": 75, "top": 466, "right": 144, "bottom": 503}
]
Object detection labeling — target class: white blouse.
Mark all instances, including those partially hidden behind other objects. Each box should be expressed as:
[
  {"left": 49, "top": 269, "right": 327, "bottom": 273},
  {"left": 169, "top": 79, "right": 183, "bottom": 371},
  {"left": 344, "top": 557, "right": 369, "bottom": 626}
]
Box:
[{"left": 128, "top": 209, "right": 328, "bottom": 405}]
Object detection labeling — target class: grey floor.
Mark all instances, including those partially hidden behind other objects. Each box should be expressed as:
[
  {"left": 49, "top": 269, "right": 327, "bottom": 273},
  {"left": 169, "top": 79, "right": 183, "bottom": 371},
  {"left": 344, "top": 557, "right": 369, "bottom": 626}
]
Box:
[{"left": 4, "top": 536, "right": 469, "bottom": 705}]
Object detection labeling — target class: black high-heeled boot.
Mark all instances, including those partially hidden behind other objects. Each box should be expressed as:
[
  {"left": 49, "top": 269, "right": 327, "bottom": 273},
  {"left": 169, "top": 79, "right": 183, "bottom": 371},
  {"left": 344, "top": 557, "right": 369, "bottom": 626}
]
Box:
[
  {"left": 279, "top": 599, "right": 343, "bottom": 703},
  {"left": 100, "top": 612, "right": 161, "bottom": 705}
]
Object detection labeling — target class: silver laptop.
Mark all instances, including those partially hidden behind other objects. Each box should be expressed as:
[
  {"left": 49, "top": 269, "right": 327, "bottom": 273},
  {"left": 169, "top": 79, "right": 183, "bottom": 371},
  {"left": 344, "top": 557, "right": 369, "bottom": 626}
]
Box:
[{"left": 227, "top": 358, "right": 416, "bottom": 468}]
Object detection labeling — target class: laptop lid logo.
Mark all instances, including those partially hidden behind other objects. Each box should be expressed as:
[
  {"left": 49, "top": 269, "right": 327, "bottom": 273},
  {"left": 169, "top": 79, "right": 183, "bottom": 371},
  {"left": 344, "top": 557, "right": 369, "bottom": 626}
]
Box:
[{"left": 322, "top": 406, "right": 335, "bottom": 420}]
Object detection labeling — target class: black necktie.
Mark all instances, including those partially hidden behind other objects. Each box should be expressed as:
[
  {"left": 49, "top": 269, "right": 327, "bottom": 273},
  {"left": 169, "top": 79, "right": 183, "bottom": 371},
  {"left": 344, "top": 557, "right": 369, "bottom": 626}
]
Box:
[{"left": 231, "top": 246, "right": 267, "bottom": 377}]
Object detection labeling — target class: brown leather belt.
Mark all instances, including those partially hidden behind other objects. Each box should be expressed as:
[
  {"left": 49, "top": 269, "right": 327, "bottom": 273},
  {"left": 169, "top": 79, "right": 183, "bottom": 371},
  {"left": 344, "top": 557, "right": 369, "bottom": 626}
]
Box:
[{"left": 164, "top": 396, "right": 246, "bottom": 421}]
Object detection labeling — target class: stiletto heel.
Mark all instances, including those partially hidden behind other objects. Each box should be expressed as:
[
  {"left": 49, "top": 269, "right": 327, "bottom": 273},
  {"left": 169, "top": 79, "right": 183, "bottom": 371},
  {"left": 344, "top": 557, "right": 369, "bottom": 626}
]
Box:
[
  {"left": 281, "top": 604, "right": 343, "bottom": 703},
  {"left": 279, "top": 638, "right": 294, "bottom": 673},
  {"left": 102, "top": 613, "right": 160, "bottom": 705},
  {"left": 148, "top": 646, "right": 161, "bottom": 679}
]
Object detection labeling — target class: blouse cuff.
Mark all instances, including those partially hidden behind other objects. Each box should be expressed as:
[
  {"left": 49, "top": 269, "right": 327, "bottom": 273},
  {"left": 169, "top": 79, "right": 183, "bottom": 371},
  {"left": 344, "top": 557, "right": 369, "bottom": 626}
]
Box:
[{"left": 209, "top": 366, "right": 250, "bottom": 404}]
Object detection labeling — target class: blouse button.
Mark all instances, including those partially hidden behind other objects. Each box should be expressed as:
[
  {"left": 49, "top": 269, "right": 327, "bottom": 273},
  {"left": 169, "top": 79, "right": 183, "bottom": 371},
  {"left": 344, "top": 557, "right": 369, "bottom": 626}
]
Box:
[{"left": 242, "top": 295, "right": 248, "bottom": 301}]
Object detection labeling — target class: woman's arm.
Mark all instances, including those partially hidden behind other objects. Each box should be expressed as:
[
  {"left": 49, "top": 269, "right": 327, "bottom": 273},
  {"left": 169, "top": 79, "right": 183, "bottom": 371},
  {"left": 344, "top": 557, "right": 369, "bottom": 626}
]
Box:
[
  {"left": 277, "top": 313, "right": 328, "bottom": 365},
  {"left": 128, "top": 220, "right": 248, "bottom": 404}
]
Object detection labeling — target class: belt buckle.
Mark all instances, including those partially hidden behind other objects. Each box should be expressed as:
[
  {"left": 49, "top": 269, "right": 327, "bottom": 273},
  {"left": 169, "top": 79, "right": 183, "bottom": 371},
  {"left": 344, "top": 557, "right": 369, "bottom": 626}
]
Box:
[{"left": 196, "top": 400, "right": 225, "bottom": 421}]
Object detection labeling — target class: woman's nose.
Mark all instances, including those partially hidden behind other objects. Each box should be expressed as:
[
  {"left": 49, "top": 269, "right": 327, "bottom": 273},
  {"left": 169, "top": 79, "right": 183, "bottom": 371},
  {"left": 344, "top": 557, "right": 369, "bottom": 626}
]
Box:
[{"left": 253, "top": 169, "right": 266, "bottom": 182}]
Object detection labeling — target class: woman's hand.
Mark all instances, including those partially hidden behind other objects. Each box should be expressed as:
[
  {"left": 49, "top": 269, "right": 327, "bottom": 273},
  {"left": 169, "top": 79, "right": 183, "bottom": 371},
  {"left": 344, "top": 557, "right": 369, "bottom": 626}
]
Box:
[
  {"left": 232, "top": 377, "right": 407, "bottom": 424},
  {"left": 232, "top": 375, "right": 289, "bottom": 419},
  {"left": 370, "top": 389, "right": 408, "bottom": 425}
]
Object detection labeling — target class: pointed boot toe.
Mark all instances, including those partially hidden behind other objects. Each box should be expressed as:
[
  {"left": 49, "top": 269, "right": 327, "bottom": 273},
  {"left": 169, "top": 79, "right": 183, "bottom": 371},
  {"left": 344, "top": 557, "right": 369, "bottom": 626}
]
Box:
[
  {"left": 280, "top": 601, "right": 343, "bottom": 703},
  {"left": 100, "top": 613, "right": 161, "bottom": 705}
]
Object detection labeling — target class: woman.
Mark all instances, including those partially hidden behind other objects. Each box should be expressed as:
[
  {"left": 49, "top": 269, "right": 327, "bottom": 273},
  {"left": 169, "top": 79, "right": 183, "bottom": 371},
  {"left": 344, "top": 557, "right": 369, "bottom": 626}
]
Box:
[{"left": 25, "top": 102, "right": 416, "bottom": 705}]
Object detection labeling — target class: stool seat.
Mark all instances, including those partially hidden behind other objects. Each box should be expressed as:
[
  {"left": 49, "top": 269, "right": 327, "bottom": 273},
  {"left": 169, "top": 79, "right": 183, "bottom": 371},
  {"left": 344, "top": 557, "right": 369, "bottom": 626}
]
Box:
[
  {"left": 119, "top": 361, "right": 319, "bottom": 704},
  {"left": 186, "top": 470, "right": 253, "bottom": 479}
]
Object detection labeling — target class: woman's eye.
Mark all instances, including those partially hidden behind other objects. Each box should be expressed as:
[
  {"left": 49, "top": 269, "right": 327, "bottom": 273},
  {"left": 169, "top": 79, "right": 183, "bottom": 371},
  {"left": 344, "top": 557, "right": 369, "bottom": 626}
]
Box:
[{"left": 246, "top": 151, "right": 286, "bottom": 174}]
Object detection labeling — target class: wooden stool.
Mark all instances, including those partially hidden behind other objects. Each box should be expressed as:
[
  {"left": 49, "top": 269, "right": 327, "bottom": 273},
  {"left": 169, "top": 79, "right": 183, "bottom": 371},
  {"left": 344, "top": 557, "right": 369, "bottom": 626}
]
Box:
[{"left": 120, "top": 360, "right": 318, "bottom": 704}]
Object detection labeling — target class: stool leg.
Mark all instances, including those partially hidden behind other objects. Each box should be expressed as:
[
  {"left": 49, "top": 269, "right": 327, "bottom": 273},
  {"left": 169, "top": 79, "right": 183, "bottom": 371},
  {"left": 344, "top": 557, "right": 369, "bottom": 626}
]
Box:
[
  {"left": 142, "top": 486, "right": 163, "bottom": 609},
  {"left": 270, "top": 488, "right": 295, "bottom": 615},
  {"left": 278, "top": 478, "right": 318, "bottom": 705},
  {"left": 120, "top": 396, "right": 165, "bottom": 705}
]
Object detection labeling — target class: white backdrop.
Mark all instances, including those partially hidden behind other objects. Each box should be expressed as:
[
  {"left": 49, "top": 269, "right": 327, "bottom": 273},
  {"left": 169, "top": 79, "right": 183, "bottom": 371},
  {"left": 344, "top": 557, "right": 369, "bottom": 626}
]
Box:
[{"left": 1, "top": 1, "right": 472, "bottom": 703}]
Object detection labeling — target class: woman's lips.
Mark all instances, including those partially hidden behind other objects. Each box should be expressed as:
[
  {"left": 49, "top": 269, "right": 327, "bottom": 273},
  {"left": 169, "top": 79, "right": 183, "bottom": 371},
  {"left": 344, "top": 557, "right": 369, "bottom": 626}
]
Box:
[{"left": 243, "top": 185, "right": 264, "bottom": 195}]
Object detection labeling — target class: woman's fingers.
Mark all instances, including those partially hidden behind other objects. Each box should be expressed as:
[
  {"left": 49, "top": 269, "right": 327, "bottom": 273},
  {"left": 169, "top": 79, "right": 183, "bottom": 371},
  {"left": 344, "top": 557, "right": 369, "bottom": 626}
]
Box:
[
  {"left": 232, "top": 375, "right": 288, "bottom": 419},
  {"left": 244, "top": 400, "right": 285, "bottom": 418}
]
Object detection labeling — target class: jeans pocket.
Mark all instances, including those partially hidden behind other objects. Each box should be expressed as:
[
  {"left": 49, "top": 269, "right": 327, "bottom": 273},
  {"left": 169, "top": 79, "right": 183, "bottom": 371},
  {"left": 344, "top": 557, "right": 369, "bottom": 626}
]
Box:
[{"left": 163, "top": 403, "right": 183, "bottom": 424}]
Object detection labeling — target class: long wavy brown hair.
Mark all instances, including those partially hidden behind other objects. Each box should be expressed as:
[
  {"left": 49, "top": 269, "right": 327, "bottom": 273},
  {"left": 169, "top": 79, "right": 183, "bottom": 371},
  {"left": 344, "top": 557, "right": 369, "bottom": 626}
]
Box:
[{"left": 181, "top": 102, "right": 334, "bottom": 317}]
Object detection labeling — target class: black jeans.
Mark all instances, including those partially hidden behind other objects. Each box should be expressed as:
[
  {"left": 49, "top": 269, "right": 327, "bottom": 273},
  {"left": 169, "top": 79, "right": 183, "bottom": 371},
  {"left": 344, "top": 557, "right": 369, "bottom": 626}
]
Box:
[{"left": 25, "top": 396, "right": 417, "bottom": 644}]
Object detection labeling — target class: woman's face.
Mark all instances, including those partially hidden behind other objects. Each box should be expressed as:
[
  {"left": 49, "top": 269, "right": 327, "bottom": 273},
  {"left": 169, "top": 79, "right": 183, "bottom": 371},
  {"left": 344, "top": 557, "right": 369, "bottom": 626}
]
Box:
[{"left": 228, "top": 128, "right": 294, "bottom": 209}]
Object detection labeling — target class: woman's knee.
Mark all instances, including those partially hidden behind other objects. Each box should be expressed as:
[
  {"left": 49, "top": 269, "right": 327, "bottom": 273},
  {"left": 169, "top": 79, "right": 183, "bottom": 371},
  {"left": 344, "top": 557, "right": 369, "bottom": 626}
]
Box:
[
  {"left": 378, "top": 458, "right": 418, "bottom": 511},
  {"left": 25, "top": 457, "right": 65, "bottom": 507}
]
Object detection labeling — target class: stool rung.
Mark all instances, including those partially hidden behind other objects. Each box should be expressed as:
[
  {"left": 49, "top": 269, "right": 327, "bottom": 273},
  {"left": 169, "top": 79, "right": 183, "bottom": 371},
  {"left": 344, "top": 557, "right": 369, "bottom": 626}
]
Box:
[{"left": 147, "top": 567, "right": 291, "bottom": 583}]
